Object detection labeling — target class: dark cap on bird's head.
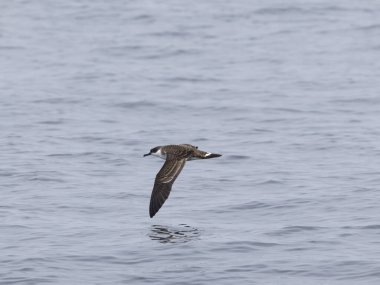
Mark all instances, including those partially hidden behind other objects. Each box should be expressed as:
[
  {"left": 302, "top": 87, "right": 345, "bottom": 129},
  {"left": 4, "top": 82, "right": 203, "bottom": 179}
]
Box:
[{"left": 143, "top": 146, "right": 161, "bottom": 157}]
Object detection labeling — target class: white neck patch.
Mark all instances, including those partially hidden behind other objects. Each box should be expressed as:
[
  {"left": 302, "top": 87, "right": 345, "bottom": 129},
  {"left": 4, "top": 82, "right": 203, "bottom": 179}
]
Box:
[{"left": 152, "top": 148, "right": 166, "bottom": 160}]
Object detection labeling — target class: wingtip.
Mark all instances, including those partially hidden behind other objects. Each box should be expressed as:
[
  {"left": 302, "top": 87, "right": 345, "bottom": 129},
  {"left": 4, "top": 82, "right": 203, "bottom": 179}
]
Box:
[{"left": 149, "top": 208, "right": 156, "bottom": 218}]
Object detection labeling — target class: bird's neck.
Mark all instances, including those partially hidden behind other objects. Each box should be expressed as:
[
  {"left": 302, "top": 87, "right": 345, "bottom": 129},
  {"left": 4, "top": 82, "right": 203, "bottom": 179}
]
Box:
[{"left": 152, "top": 149, "right": 167, "bottom": 160}]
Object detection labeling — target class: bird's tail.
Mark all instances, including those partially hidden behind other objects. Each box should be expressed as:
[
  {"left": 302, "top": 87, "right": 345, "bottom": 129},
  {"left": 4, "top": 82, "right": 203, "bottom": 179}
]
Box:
[
  {"left": 195, "top": 151, "right": 222, "bottom": 159},
  {"left": 204, "top": 153, "right": 222, "bottom": 159},
  {"left": 190, "top": 150, "right": 222, "bottom": 160}
]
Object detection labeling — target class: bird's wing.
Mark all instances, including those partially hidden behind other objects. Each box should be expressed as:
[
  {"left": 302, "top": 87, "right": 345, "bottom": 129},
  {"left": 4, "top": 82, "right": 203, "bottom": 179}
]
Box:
[
  {"left": 179, "top": 144, "right": 198, "bottom": 150},
  {"left": 149, "top": 158, "right": 187, "bottom": 218}
]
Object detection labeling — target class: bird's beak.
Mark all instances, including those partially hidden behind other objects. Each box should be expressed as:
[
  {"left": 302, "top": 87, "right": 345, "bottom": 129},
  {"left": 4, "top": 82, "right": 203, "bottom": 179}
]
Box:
[{"left": 143, "top": 152, "right": 151, "bottom": 157}]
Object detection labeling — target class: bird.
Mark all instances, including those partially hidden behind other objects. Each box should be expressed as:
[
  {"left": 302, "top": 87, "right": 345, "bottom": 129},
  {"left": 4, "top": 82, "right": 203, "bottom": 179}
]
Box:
[{"left": 143, "top": 144, "right": 222, "bottom": 218}]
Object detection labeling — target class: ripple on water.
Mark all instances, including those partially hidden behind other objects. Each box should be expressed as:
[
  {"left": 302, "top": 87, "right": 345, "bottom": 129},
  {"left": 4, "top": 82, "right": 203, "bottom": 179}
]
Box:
[
  {"left": 117, "top": 101, "right": 157, "bottom": 109},
  {"left": 211, "top": 240, "right": 281, "bottom": 253},
  {"left": 0, "top": 277, "right": 53, "bottom": 284},
  {"left": 224, "top": 155, "right": 251, "bottom": 160},
  {"left": 255, "top": 179, "right": 284, "bottom": 185},
  {"left": 342, "top": 224, "right": 380, "bottom": 230},
  {"left": 228, "top": 201, "right": 271, "bottom": 210},
  {"left": 216, "top": 199, "right": 299, "bottom": 214},
  {"left": 148, "top": 224, "right": 200, "bottom": 244},
  {"left": 267, "top": 226, "right": 326, "bottom": 237}
]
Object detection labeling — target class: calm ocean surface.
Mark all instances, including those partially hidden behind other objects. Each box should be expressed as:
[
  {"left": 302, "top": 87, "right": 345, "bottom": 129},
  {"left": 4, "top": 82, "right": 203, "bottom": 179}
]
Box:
[{"left": 1, "top": 1, "right": 380, "bottom": 284}]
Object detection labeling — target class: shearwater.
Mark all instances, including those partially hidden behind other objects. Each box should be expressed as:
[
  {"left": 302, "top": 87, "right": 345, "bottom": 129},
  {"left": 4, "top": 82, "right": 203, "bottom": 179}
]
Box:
[{"left": 143, "top": 144, "right": 222, "bottom": 218}]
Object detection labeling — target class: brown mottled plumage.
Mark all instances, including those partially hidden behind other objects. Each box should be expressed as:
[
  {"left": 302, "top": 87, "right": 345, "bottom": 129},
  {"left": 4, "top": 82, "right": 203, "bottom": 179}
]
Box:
[{"left": 143, "top": 144, "right": 222, "bottom": 218}]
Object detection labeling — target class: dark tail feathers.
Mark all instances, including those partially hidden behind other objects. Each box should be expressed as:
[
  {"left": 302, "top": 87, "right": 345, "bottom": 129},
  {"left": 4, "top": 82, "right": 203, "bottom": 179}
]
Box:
[{"left": 204, "top": 153, "right": 222, "bottom": 159}]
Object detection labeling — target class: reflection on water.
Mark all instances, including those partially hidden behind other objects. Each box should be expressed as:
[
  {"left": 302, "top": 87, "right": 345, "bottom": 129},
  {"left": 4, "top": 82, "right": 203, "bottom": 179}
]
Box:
[{"left": 149, "top": 224, "right": 200, "bottom": 244}]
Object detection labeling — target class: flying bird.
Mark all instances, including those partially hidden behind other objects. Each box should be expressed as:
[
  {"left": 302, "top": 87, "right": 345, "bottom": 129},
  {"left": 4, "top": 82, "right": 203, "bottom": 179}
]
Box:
[{"left": 144, "top": 144, "right": 222, "bottom": 218}]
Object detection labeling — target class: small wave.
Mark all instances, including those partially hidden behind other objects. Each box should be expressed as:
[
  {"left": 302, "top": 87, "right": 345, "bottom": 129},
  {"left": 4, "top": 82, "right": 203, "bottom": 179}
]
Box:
[
  {"left": 213, "top": 240, "right": 280, "bottom": 253},
  {"left": 117, "top": 101, "right": 156, "bottom": 109},
  {"left": 224, "top": 263, "right": 267, "bottom": 273},
  {"left": 219, "top": 200, "right": 298, "bottom": 214},
  {"left": 285, "top": 226, "right": 323, "bottom": 232},
  {"left": 101, "top": 192, "right": 143, "bottom": 199},
  {"left": 131, "top": 14, "right": 155, "bottom": 22},
  {"left": 99, "top": 119, "right": 117, "bottom": 124},
  {"left": 356, "top": 24, "right": 380, "bottom": 32},
  {"left": 0, "top": 172, "right": 15, "bottom": 177},
  {"left": 193, "top": 137, "right": 209, "bottom": 142},
  {"left": 229, "top": 201, "right": 271, "bottom": 211},
  {"left": 149, "top": 31, "right": 188, "bottom": 38},
  {"left": 0, "top": 277, "right": 52, "bottom": 284},
  {"left": 260, "top": 268, "right": 309, "bottom": 276},
  {"left": 256, "top": 179, "right": 283, "bottom": 185},
  {"left": 225, "top": 155, "right": 250, "bottom": 160},
  {"left": 29, "top": 177, "right": 65, "bottom": 183},
  {"left": 32, "top": 98, "right": 83, "bottom": 104},
  {"left": 164, "top": 75, "right": 220, "bottom": 83},
  {"left": 141, "top": 48, "right": 199, "bottom": 60},
  {"left": 0, "top": 224, "right": 31, "bottom": 230},
  {"left": 264, "top": 107, "right": 304, "bottom": 113},
  {"left": 47, "top": 152, "right": 104, "bottom": 157},
  {"left": 96, "top": 44, "right": 143, "bottom": 56},
  {"left": 338, "top": 270, "right": 380, "bottom": 280},
  {"left": 255, "top": 5, "right": 347, "bottom": 16},
  {"left": 47, "top": 153, "right": 75, "bottom": 157},
  {"left": 0, "top": 45, "right": 26, "bottom": 51},
  {"left": 362, "top": 224, "right": 380, "bottom": 229},
  {"left": 342, "top": 224, "right": 380, "bottom": 230},
  {"left": 252, "top": 128, "right": 274, "bottom": 133},
  {"left": 255, "top": 6, "right": 306, "bottom": 15},
  {"left": 75, "top": 135, "right": 108, "bottom": 142},
  {"left": 268, "top": 226, "right": 325, "bottom": 236},
  {"left": 38, "top": 120, "right": 65, "bottom": 125},
  {"left": 330, "top": 97, "right": 380, "bottom": 104}
]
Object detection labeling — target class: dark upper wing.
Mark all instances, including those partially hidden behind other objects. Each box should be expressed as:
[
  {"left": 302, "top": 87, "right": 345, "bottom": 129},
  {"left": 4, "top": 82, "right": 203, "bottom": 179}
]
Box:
[
  {"left": 166, "top": 144, "right": 194, "bottom": 158},
  {"left": 179, "top": 144, "right": 198, "bottom": 150},
  {"left": 149, "top": 158, "right": 187, "bottom": 218}
]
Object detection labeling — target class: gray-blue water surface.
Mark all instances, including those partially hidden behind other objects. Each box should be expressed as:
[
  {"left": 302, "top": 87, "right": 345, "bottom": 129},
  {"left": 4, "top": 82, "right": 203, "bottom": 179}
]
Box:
[{"left": 1, "top": 0, "right": 380, "bottom": 284}]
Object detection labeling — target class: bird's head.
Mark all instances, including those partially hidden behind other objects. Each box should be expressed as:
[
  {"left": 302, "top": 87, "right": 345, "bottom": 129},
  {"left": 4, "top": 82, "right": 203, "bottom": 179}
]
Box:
[{"left": 143, "top": 146, "right": 162, "bottom": 157}]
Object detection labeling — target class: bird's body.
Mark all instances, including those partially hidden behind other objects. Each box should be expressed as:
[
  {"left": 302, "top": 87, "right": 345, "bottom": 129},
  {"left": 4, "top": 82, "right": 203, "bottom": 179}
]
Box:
[{"left": 144, "top": 144, "right": 221, "bottom": 218}]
